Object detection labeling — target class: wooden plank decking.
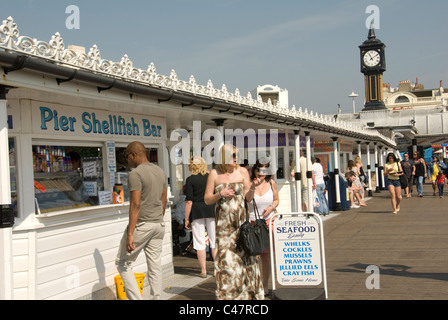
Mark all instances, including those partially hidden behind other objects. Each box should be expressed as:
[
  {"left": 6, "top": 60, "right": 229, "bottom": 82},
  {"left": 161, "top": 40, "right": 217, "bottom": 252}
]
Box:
[{"left": 169, "top": 183, "right": 448, "bottom": 300}]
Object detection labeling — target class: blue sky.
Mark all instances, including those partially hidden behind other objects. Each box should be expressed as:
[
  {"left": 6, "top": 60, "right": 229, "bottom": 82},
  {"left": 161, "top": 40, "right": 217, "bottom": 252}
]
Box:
[{"left": 1, "top": 0, "right": 447, "bottom": 114}]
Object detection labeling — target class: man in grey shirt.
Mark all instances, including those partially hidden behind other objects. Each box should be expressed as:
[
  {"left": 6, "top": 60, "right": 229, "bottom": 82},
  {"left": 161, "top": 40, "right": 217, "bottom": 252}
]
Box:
[{"left": 115, "top": 141, "right": 167, "bottom": 300}]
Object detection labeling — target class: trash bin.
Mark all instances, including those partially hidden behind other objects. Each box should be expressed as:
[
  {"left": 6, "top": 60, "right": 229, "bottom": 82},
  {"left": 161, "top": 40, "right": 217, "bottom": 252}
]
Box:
[
  {"left": 114, "top": 273, "right": 146, "bottom": 300},
  {"left": 327, "top": 172, "right": 350, "bottom": 211}
]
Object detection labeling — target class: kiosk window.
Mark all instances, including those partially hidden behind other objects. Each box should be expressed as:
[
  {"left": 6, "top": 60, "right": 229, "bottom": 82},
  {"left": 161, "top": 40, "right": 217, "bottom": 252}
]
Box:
[
  {"left": 114, "top": 147, "right": 159, "bottom": 203},
  {"left": 33, "top": 145, "right": 104, "bottom": 214}
]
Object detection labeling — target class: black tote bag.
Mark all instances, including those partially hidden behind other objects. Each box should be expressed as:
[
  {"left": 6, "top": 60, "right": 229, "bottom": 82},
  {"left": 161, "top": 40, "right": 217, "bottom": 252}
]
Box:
[{"left": 238, "top": 199, "right": 270, "bottom": 256}]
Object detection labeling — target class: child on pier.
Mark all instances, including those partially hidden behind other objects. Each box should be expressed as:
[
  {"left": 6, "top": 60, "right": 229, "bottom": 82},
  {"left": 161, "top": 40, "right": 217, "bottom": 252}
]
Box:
[{"left": 436, "top": 171, "right": 445, "bottom": 198}]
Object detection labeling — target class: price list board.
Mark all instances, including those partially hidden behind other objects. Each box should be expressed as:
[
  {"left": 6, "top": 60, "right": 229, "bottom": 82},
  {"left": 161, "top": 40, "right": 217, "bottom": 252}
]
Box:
[{"left": 272, "top": 214, "right": 323, "bottom": 286}]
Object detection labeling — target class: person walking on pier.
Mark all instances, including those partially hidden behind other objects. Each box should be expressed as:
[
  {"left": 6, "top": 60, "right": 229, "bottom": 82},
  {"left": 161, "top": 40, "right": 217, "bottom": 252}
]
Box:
[
  {"left": 401, "top": 153, "right": 414, "bottom": 198},
  {"left": 384, "top": 153, "right": 403, "bottom": 214},
  {"left": 184, "top": 156, "right": 216, "bottom": 278},
  {"left": 115, "top": 141, "right": 168, "bottom": 300},
  {"left": 204, "top": 144, "right": 264, "bottom": 300},
  {"left": 429, "top": 156, "right": 444, "bottom": 196},
  {"left": 313, "top": 157, "right": 329, "bottom": 215},
  {"left": 247, "top": 159, "right": 279, "bottom": 296},
  {"left": 436, "top": 171, "right": 445, "bottom": 198},
  {"left": 412, "top": 152, "right": 427, "bottom": 197}
]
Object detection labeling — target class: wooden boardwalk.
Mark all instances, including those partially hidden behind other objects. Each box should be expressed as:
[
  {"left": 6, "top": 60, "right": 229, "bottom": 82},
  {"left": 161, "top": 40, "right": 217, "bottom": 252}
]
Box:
[{"left": 169, "top": 183, "right": 448, "bottom": 300}]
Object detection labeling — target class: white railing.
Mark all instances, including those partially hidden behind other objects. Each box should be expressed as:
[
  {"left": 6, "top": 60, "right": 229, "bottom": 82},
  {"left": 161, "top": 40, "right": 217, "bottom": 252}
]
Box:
[{"left": 0, "top": 16, "right": 395, "bottom": 146}]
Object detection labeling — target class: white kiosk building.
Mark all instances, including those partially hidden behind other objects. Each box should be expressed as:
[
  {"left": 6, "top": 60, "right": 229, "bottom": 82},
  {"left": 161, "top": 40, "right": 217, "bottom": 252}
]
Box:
[{"left": 0, "top": 17, "right": 396, "bottom": 299}]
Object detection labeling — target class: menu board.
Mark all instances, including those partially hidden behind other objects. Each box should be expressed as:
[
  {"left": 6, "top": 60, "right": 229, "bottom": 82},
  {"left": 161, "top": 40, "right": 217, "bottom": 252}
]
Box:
[{"left": 273, "top": 214, "right": 323, "bottom": 286}]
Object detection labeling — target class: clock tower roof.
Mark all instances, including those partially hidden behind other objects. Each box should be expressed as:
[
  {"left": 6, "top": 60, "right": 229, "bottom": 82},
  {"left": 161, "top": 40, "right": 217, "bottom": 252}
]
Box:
[{"left": 360, "top": 25, "right": 385, "bottom": 48}]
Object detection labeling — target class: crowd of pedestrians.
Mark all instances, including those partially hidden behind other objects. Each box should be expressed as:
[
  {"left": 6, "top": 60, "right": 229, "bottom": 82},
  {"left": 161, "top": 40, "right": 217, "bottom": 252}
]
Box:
[
  {"left": 402, "top": 152, "right": 447, "bottom": 198},
  {"left": 344, "top": 150, "right": 448, "bottom": 214},
  {"left": 116, "top": 140, "right": 447, "bottom": 300}
]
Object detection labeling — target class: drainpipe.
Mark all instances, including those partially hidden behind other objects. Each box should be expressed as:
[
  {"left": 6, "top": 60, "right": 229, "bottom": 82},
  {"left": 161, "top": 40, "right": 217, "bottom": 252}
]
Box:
[{"left": 0, "top": 86, "right": 13, "bottom": 300}]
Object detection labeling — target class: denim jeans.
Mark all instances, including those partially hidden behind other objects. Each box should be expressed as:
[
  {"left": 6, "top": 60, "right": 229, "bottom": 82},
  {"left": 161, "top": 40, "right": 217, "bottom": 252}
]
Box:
[
  {"left": 438, "top": 183, "right": 444, "bottom": 196},
  {"left": 415, "top": 176, "right": 424, "bottom": 195},
  {"left": 315, "top": 184, "right": 329, "bottom": 214}
]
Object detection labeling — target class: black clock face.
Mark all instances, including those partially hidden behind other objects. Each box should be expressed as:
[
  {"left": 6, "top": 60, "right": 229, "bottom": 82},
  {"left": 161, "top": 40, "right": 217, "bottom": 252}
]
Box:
[{"left": 363, "top": 50, "right": 380, "bottom": 67}]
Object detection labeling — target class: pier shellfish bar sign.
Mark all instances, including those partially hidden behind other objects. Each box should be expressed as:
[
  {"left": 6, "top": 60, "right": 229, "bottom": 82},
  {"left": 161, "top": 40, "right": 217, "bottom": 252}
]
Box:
[{"left": 273, "top": 215, "right": 322, "bottom": 286}]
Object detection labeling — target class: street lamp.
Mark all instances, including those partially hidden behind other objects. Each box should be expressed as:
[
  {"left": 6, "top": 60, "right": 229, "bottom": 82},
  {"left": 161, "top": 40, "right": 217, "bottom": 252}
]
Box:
[{"left": 348, "top": 92, "right": 359, "bottom": 114}]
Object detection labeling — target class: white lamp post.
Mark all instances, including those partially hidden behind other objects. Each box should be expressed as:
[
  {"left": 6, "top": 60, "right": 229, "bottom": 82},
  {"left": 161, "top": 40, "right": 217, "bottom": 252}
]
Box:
[{"left": 348, "top": 92, "right": 359, "bottom": 114}]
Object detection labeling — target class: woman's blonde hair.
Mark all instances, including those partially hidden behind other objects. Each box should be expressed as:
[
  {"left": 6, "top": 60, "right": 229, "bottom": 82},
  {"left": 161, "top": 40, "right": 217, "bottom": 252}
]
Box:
[
  {"left": 354, "top": 156, "right": 362, "bottom": 164},
  {"left": 216, "top": 144, "right": 239, "bottom": 173},
  {"left": 189, "top": 156, "right": 209, "bottom": 175}
]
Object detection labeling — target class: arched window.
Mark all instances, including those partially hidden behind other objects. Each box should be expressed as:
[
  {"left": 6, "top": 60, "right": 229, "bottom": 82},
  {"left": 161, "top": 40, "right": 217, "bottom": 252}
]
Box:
[{"left": 395, "top": 96, "right": 410, "bottom": 103}]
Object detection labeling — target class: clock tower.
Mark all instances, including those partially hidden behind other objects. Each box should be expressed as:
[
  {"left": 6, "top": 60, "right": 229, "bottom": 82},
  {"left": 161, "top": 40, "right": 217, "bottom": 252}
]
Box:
[{"left": 359, "top": 25, "right": 386, "bottom": 111}]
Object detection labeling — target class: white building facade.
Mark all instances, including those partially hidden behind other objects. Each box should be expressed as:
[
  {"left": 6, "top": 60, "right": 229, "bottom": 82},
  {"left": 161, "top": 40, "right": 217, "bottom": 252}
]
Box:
[{"left": 0, "top": 17, "right": 397, "bottom": 299}]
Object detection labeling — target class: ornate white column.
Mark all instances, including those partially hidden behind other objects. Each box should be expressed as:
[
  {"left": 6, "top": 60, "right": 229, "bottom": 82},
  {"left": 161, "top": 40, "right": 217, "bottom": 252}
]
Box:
[
  {"left": 0, "top": 86, "right": 13, "bottom": 300},
  {"left": 374, "top": 143, "right": 380, "bottom": 193},
  {"left": 379, "top": 145, "right": 385, "bottom": 190},
  {"left": 357, "top": 141, "right": 362, "bottom": 158},
  {"left": 332, "top": 137, "right": 342, "bottom": 211},
  {"left": 294, "top": 130, "right": 302, "bottom": 212},
  {"left": 305, "top": 131, "right": 313, "bottom": 212},
  {"left": 366, "top": 142, "right": 373, "bottom": 197}
]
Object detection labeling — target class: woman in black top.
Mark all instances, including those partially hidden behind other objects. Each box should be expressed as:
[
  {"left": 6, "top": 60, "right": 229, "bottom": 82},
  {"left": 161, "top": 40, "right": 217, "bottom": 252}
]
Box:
[
  {"left": 185, "top": 156, "right": 216, "bottom": 278},
  {"left": 412, "top": 151, "right": 427, "bottom": 197}
]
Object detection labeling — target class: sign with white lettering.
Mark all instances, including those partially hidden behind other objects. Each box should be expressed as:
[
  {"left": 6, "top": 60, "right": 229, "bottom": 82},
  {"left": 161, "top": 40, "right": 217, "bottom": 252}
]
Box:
[
  {"left": 82, "top": 160, "right": 97, "bottom": 178},
  {"left": 83, "top": 181, "right": 98, "bottom": 196},
  {"left": 106, "top": 141, "right": 116, "bottom": 173},
  {"left": 273, "top": 215, "right": 322, "bottom": 285}
]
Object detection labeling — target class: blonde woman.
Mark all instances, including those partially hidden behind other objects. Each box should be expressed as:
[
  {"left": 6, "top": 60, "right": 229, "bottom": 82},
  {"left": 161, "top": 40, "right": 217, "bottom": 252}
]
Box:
[
  {"left": 184, "top": 156, "right": 216, "bottom": 278},
  {"left": 355, "top": 155, "right": 367, "bottom": 186},
  {"left": 204, "top": 144, "right": 264, "bottom": 300}
]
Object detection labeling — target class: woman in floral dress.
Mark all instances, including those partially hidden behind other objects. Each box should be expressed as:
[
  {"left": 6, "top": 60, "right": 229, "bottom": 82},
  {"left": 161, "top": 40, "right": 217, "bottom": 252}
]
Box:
[{"left": 204, "top": 145, "right": 264, "bottom": 300}]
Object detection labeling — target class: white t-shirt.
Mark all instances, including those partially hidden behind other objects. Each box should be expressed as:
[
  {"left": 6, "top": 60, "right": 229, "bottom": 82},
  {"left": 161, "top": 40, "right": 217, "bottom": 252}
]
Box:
[
  {"left": 313, "top": 162, "right": 325, "bottom": 185},
  {"left": 247, "top": 186, "right": 274, "bottom": 222}
]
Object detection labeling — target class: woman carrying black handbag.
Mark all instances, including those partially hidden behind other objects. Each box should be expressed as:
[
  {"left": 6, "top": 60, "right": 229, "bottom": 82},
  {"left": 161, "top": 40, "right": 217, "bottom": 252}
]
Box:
[{"left": 246, "top": 159, "right": 279, "bottom": 296}]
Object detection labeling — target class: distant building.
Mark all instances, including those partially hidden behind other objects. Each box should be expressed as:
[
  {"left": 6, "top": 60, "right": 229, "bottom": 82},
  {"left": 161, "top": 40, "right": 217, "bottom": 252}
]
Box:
[
  {"left": 383, "top": 79, "right": 448, "bottom": 110},
  {"left": 338, "top": 26, "right": 448, "bottom": 154},
  {"left": 337, "top": 78, "right": 448, "bottom": 153},
  {"left": 250, "top": 84, "right": 289, "bottom": 109}
]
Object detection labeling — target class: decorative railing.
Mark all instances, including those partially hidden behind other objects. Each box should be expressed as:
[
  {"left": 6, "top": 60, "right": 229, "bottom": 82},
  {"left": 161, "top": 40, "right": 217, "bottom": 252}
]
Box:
[{"left": 0, "top": 16, "right": 395, "bottom": 146}]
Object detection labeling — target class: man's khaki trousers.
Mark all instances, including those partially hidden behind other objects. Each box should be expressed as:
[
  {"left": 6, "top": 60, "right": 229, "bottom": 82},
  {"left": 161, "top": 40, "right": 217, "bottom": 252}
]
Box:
[{"left": 116, "top": 221, "right": 165, "bottom": 300}]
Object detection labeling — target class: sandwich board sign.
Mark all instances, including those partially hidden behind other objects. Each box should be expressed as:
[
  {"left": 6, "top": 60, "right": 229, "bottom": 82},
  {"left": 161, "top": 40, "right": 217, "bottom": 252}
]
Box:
[{"left": 269, "top": 212, "right": 327, "bottom": 299}]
